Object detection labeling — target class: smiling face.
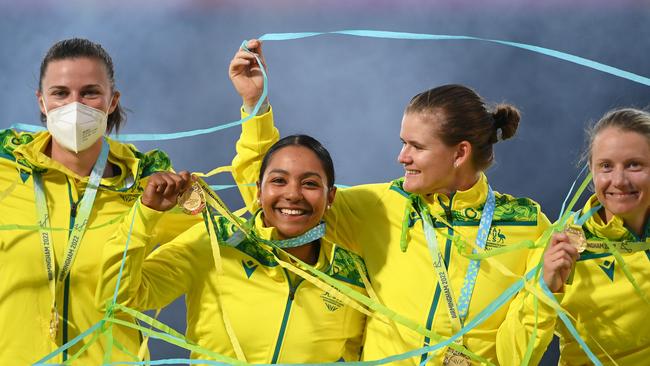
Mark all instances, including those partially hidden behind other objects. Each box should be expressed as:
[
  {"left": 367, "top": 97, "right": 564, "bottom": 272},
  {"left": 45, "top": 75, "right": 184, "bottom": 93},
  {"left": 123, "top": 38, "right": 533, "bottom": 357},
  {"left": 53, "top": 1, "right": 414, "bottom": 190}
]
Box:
[
  {"left": 591, "top": 127, "right": 650, "bottom": 224},
  {"left": 37, "top": 57, "right": 119, "bottom": 118},
  {"left": 397, "top": 112, "right": 459, "bottom": 195},
  {"left": 258, "top": 145, "right": 336, "bottom": 239}
]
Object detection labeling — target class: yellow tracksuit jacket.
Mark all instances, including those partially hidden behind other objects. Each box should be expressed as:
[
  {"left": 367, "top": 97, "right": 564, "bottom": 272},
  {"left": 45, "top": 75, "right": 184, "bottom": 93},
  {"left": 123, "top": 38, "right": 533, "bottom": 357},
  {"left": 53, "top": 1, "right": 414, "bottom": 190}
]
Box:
[
  {"left": 527, "top": 195, "right": 650, "bottom": 365},
  {"left": 0, "top": 130, "right": 198, "bottom": 365},
  {"left": 96, "top": 201, "right": 368, "bottom": 363},
  {"left": 232, "top": 108, "right": 555, "bottom": 365}
]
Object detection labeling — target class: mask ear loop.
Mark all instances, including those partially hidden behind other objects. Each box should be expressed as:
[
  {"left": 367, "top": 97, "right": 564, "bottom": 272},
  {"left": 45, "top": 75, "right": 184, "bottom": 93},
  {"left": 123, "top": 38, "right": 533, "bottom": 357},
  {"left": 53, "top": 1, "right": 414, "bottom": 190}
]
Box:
[
  {"left": 40, "top": 95, "right": 51, "bottom": 116},
  {"left": 105, "top": 95, "right": 115, "bottom": 116}
]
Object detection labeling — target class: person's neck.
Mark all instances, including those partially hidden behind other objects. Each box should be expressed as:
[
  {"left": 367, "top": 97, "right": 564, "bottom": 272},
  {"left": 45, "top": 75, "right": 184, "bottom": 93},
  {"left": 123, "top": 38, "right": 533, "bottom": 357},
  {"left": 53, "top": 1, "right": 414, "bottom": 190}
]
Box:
[
  {"left": 429, "top": 170, "right": 481, "bottom": 199},
  {"left": 605, "top": 208, "right": 650, "bottom": 238},
  {"left": 47, "top": 138, "right": 106, "bottom": 177},
  {"left": 286, "top": 241, "right": 320, "bottom": 265}
]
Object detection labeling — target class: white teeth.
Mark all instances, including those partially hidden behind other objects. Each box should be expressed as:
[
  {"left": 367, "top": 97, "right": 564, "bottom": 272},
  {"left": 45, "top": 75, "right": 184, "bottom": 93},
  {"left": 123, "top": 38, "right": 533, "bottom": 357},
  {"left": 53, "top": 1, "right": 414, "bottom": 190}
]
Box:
[
  {"left": 406, "top": 170, "right": 419, "bottom": 175},
  {"left": 607, "top": 192, "right": 636, "bottom": 197},
  {"left": 279, "top": 208, "right": 304, "bottom": 215}
]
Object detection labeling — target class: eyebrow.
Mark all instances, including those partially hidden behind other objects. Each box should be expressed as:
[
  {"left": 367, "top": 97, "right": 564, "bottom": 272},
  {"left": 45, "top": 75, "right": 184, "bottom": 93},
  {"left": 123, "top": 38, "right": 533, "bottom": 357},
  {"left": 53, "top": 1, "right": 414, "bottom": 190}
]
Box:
[
  {"left": 401, "top": 136, "right": 425, "bottom": 146},
  {"left": 267, "top": 169, "right": 324, "bottom": 180},
  {"left": 47, "top": 84, "right": 103, "bottom": 91}
]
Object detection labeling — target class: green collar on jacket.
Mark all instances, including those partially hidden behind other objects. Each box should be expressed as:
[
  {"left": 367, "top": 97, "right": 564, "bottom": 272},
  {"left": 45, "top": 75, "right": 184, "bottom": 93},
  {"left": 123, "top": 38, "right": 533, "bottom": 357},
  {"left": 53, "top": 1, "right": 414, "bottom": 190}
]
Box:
[
  {"left": 209, "top": 212, "right": 368, "bottom": 288},
  {"left": 582, "top": 194, "right": 650, "bottom": 242},
  {"left": 390, "top": 173, "right": 540, "bottom": 225},
  {"left": 0, "top": 129, "right": 171, "bottom": 191}
]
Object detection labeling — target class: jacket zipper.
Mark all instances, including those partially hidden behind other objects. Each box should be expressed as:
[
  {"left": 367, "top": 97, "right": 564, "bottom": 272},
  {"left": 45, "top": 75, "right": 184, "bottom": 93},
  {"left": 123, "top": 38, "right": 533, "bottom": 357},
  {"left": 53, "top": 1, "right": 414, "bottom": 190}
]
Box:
[
  {"left": 271, "top": 268, "right": 300, "bottom": 363},
  {"left": 61, "top": 277, "right": 71, "bottom": 361},
  {"left": 62, "top": 180, "right": 78, "bottom": 361},
  {"left": 420, "top": 196, "right": 454, "bottom": 364}
]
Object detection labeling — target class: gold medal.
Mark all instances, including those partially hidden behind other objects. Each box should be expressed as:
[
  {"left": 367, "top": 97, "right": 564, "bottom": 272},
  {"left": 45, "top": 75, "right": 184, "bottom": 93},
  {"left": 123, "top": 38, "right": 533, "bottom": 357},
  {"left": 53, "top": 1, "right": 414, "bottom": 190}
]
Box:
[
  {"left": 564, "top": 224, "right": 587, "bottom": 253},
  {"left": 49, "top": 308, "right": 59, "bottom": 341},
  {"left": 443, "top": 348, "right": 472, "bottom": 366},
  {"left": 177, "top": 182, "right": 206, "bottom": 215}
]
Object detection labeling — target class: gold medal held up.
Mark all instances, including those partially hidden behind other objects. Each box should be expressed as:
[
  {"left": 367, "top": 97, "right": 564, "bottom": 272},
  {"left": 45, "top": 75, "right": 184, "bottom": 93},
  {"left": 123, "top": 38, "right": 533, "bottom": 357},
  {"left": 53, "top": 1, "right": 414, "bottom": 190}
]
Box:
[
  {"left": 443, "top": 348, "right": 472, "bottom": 366},
  {"left": 564, "top": 224, "right": 587, "bottom": 253},
  {"left": 177, "top": 182, "right": 206, "bottom": 215}
]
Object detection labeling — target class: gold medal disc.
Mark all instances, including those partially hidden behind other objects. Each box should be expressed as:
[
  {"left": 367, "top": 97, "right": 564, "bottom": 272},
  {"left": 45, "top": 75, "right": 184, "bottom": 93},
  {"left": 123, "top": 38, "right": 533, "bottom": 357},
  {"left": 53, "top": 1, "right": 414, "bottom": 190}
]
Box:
[
  {"left": 564, "top": 224, "right": 587, "bottom": 253},
  {"left": 49, "top": 308, "right": 59, "bottom": 341},
  {"left": 177, "top": 182, "right": 206, "bottom": 215},
  {"left": 443, "top": 348, "right": 472, "bottom": 366}
]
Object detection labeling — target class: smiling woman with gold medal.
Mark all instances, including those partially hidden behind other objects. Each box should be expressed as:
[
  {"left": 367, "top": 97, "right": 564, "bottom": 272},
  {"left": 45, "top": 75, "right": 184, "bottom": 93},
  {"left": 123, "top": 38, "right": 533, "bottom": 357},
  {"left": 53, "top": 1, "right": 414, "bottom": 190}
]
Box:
[
  {"left": 525, "top": 108, "right": 650, "bottom": 365},
  {"left": 96, "top": 134, "right": 369, "bottom": 362}
]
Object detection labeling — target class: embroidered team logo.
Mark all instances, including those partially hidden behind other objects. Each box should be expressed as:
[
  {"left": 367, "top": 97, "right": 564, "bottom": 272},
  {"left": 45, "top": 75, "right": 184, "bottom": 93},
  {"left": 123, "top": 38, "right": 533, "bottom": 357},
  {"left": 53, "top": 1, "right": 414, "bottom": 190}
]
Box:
[
  {"left": 320, "top": 292, "right": 344, "bottom": 312},
  {"left": 598, "top": 260, "right": 615, "bottom": 281},
  {"left": 485, "top": 228, "right": 506, "bottom": 250},
  {"left": 241, "top": 260, "right": 259, "bottom": 279},
  {"left": 489, "top": 227, "right": 506, "bottom": 244}
]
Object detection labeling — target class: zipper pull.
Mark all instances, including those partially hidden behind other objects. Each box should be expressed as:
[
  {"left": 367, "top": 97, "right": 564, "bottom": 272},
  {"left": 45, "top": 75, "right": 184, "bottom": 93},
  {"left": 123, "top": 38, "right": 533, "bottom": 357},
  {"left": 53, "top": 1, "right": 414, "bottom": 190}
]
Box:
[
  {"left": 289, "top": 287, "right": 296, "bottom": 300},
  {"left": 70, "top": 202, "right": 78, "bottom": 218}
]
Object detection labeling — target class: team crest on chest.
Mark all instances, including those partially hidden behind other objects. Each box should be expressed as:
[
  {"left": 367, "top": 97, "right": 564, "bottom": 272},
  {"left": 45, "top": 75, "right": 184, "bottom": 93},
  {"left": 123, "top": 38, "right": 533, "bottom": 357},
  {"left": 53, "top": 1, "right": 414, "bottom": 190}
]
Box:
[
  {"left": 485, "top": 227, "right": 506, "bottom": 250},
  {"left": 320, "top": 291, "right": 344, "bottom": 312}
]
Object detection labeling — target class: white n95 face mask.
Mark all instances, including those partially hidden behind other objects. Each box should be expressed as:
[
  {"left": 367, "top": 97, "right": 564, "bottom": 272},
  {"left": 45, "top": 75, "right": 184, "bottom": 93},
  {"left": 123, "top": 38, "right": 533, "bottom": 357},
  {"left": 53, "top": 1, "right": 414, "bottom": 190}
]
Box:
[{"left": 44, "top": 101, "right": 109, "bottom": 153}]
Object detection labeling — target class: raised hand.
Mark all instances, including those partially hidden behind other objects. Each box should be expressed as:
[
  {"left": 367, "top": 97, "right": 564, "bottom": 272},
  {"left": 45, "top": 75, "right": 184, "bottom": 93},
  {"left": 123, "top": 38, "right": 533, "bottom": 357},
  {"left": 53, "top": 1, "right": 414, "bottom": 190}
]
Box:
[
  {"left": 229, "top": 39, "right": 268, "bottom": 110},
  {"left": 141, "top": 171, "right": 193, "bottom": 212},
  {"left": 543, "top": 232, "right": 580, "bottom": 292}
]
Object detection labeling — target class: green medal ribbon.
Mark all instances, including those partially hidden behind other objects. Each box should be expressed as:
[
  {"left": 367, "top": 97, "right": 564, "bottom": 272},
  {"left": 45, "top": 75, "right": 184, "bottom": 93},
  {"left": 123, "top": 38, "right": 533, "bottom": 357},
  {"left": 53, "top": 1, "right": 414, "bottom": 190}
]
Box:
[{"left": 34, "top": 137, "right": 109, "bottom": 341}]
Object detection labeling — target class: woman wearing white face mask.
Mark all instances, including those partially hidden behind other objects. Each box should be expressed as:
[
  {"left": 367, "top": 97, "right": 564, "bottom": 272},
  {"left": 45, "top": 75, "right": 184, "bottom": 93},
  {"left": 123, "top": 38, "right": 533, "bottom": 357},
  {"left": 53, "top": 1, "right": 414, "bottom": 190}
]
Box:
[{"left": 0, "top": 38, "right": 202, "bottom": 364}]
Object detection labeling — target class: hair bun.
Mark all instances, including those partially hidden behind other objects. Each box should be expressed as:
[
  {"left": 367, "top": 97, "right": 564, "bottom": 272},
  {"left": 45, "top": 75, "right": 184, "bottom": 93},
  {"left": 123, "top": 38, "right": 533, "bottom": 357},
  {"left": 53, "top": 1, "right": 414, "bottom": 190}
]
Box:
[{"left": 492, "top": 104, "right": 521, "bottom": 141}]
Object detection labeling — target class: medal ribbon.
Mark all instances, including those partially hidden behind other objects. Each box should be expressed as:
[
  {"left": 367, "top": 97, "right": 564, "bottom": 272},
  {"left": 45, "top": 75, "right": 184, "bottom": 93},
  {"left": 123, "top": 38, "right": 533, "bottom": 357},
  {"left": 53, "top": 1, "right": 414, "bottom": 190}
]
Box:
[
  {"left": 456, "top": 185, "right": 495, "bottom": 322},
  {"left": 34, "top": 137, "right": 109, "bottom": 339},
  {"left": 570, "top": 209, "right": 650, "bottom": 254},
  {"left": 225, "top": 211, "right": 326, "bottom": 249},
  {"left": 419, "top": 186, "right": 495, "bottom": 357}
]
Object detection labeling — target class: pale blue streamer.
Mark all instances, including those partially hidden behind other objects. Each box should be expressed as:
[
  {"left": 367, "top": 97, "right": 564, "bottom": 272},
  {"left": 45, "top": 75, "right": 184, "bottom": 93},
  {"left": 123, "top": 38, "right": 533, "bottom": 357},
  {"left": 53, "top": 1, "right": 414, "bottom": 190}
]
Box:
[
  {"left": 558, "top": 164, "right": 589, "bottom": 220},
  {"left": 538, "top": 276, "right": 603, "bottom": 365},
  {"left": 210, "top": 184, "right": 239, "bottom": 191},
  {"left": 260, "top": 30, "right": 650, "bottom": 86},
  {"left": 571, "top": 204, "right": 602, "bottom": 227},
  {"left": 33, "top": 320, "right": 104, "bottom": 365},
  {"left": 12, "top": 29, "right": 650, "bottom": 142}
]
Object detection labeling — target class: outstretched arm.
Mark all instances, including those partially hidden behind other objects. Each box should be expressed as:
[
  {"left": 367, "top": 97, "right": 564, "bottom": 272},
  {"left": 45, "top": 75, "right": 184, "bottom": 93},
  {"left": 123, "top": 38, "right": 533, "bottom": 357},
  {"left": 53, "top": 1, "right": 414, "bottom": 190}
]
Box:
[{"left": 95, "top": 172, "right": 209, "bottom": 311}]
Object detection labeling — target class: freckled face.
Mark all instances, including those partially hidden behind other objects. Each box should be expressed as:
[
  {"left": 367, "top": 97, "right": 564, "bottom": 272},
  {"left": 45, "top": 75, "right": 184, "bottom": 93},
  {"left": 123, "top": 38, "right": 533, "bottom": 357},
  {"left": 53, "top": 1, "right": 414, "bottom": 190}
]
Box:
[{"left": 591, "top": 127, "right": 650, "bottom": 222}]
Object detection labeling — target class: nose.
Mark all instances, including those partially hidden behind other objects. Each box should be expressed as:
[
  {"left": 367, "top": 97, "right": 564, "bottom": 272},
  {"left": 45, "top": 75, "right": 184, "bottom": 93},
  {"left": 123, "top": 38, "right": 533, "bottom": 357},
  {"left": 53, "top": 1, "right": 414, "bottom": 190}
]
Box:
[
  {"left": 70, "top": 92, "right": 84, "bottom": 103},
  {"left": 55, "top": 92, "right": 82, "bottom": 107},
  {"left": 283, "top": 180, "right": 303, "bottom": 201},
  {"left": 611, "top": 167, "right": 629, "bottom": 188},
  {"left": 398, "top": 145, "right": 412, "bottom": 165}
]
